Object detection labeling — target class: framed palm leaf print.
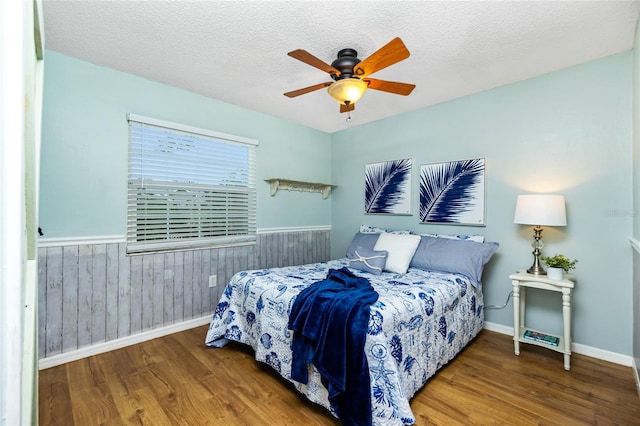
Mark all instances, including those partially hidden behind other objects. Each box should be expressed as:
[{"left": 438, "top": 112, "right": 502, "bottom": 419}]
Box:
[
  {"left": 364, "top": 158, "right": 412, "bottom": 215},
  {"left": 419, "top": 158, "right": 485, "bottom": 225}
]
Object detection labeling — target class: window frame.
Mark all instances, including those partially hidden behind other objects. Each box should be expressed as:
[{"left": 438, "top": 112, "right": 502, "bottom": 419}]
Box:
[{"left": 126, "top": 113, "right": 258, "bottom": 254}]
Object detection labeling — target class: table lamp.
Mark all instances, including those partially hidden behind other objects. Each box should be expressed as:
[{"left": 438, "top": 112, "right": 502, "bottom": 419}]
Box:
[{"left": 513, "top": 194, "right": 567, "bottom": 275}]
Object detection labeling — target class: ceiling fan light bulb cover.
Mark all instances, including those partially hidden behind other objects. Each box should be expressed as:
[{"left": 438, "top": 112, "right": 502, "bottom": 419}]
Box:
[{"left": 327, "top": 79, "right": 367, "bottom": 105}]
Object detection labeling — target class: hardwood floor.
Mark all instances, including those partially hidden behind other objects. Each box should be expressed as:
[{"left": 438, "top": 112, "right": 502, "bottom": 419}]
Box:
[{"left": 39, "top": 326, "right": 640, "bottom": 425}]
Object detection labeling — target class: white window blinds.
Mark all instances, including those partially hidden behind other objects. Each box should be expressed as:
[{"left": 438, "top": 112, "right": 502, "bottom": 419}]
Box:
[{"left": 127, "top": 114, "right": 258, "bottom": 254}]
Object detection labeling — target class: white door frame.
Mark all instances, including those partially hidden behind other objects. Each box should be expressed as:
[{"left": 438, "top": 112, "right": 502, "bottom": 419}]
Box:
[{"left": 0, "top": 0, "right": 44, "bottom": 424}]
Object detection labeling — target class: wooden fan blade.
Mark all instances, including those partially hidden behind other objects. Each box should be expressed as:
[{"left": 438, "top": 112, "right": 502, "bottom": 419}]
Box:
[
  {"left": 284, "top": 82, "right": 332, "bottom": 98},
  {"left": 288, "top": 49, "right": 341, "bottom": 76},
  {"left": 340, "top": 103, "right": 355, "bottom": 113},
  {"left": 354, "top": 37, "right": 410, "bottom": 78},
  {"left": 364, "top": 78, "right": 415, "bottom": 96}
]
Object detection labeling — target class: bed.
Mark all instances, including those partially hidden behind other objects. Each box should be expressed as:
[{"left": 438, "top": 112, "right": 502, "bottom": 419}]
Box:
[{"left": 205, "top": 229, "right": 498, "bottom": 426}]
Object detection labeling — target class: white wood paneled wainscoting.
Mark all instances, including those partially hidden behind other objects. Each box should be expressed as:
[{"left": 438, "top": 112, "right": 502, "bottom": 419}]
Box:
[{"left": 37, "top": 226, "right": 331, "bottom": 369}]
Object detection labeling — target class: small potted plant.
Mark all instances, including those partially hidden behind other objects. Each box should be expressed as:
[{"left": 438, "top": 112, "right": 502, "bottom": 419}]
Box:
[{"left": 540, "top": 254, "right": 578, "bottom": 280}]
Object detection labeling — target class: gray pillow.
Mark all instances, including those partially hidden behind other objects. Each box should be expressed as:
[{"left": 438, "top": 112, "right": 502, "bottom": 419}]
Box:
[
  {"left": 346, "top": 232, "right": 380, "bottom": 258},
  {"left": 409, "top": 236, "right": 499, "bottom": 285},
  {"left": 415, "top": 232, "right": 484, "bottom": 243},
  {"left": 348, "top": 246, "right": 389, "bottom": 275}
]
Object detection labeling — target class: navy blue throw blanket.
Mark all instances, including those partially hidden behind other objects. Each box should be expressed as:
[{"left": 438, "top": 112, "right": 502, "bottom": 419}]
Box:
[{"left": 288, "top": 267, "right": 379, "bottom": 426}]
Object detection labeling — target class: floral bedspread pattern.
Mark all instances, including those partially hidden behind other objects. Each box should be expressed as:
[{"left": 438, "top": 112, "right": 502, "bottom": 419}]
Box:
[{"left": 205, "top": 259, "right": 484, "bottom": 426}]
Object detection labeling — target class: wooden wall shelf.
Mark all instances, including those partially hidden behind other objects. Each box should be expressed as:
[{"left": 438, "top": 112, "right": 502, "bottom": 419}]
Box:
[{"left": 264, "top": 178, "right": 337, "bottom": 199}]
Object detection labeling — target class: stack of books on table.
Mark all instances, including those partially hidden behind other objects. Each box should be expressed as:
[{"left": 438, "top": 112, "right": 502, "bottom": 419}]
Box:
[{"left": 523, "top": 329, "right": 559, "bottom": 346}]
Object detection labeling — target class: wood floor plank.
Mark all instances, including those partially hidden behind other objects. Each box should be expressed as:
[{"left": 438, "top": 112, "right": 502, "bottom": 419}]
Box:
[
  {"left": 161, "top": 329, "right": 336, "bottom": 425},
  {"left": 108, "top": 377, "right": 174, "bottom": 426},
  {"left": 38, "top": 361, "right": 74, "bottom": 426},
  {"left": 455, "top": 341, "right": 597, "bottom": 424},
  {"left": 448, "top": 354, "right": 596, "bottom": 423},
  {"left": 39, "top": 327, "right": 640, "bottom": 425},
  {"left": 64, "top": 357, "right": 122, "bottom": 425}
]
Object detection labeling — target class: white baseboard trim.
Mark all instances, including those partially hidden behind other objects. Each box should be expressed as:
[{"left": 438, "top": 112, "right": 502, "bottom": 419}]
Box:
[
  {"left": 483, "top": 321, "right": 633, "bottom": 367},
  {"left": 37, "top": 317, "right": 636, "bottom": 371},
  {"left": 38, "top": 315, "right": 212, "bottom": 370},
  {"left": 483, "top": 321, "right": 512, "bottom": 336}
]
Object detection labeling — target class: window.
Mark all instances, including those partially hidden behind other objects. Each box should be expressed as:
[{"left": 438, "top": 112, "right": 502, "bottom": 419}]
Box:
[{"left": 127, "top": 114, "right": 258, "bottom": 254}]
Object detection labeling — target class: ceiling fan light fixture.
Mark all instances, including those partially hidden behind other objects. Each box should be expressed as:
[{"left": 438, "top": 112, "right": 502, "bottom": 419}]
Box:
[{"left": 327, "top": 78, "right": 367, "bottom": 105}]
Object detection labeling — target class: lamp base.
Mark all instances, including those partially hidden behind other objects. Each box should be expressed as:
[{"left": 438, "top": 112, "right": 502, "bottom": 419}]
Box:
[
  {"left": 527, "top": 225, "right": 546, "bottom": 275},
  {"left": 527, "top": 263, "right": 546, "bottom": 275}
]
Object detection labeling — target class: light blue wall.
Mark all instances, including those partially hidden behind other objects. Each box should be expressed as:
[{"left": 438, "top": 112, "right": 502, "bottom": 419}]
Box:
[
  {"left": 40, "top": 50, "right": 635, "bottom": 356},
  {"left": 331, "top": 52, "right": 634, "bottom": 355},
  {"left": 40, "top": 51, "right": 332, "bottom": 237}
]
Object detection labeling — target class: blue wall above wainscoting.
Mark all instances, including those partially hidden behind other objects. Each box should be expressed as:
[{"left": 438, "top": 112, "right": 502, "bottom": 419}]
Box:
[
  {"left": 40, "top": 51, "right": 332, "bottom": 237},
  {"left": 40, "top": 49, "right": 635, "bottom": 359},
  {"left": 330, "top": 52, "right": 634, "bottom": 357}
]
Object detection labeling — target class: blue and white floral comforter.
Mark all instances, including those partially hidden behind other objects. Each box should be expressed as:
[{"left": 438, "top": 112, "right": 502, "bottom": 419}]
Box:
[{"left": 205, "top": 259, "right": 484, "bottom": 426}]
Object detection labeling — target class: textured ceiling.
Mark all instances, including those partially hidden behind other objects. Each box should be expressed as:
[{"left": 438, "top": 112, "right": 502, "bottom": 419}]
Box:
[{"left": 42, "top": 1, "right": 640, "bottom": 133}]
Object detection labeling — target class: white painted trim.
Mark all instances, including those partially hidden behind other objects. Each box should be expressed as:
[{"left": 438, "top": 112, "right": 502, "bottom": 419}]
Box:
[
  {"left": 483, "top": 321, "right": 512, "bottom": 336},
  {"left": 38, "top": 315, "right": 212, "bottom": 370},
  {"left": 1, "top": 0, "right": 26, "bottom": 423},
  {"left": 38, "top": 235, "right": 126, "bottom": 247},
  {"left": 627, "top": 237, "right": 639, "bottom": 396},
  {"left": 631, "top": 357, "right": 640, "bottom": 398},
  {"left": 632, "top": 357, "right": 640, "bottom": 398},
  {"left": 484, "top": 321, "right": 633, "bottom": 367},
  {"left": 257, "top": 225, "right": 332, "bottom": 234},
  {"left": 37, "top": 226, "right": 332, "bottom": 247},
  {"left": 571, "top": 342, "right": 633, "bottom": 367},
  {"left": 22, "top": 260, "right": 37, "bottom": 424},
  {"left": 127, "top": 113, "right": 259, "bottom": 146},
  {"left": 36, "top": 316, "right": 637, "bottom": 373}
]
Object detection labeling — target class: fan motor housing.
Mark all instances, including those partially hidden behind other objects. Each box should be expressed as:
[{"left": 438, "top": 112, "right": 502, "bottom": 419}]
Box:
[{"left": 331, "top": 48, "right": 360, "bottom": 80}]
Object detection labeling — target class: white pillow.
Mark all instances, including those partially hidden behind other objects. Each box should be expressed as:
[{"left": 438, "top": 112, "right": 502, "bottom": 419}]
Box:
[{"left": 373, "top": 232, "right": 421, "bottom": 274}]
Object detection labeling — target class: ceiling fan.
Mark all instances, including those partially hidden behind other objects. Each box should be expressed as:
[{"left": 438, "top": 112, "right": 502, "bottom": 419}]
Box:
[{"left": 284, "top": 37, "right": 416, "bottom": 115}]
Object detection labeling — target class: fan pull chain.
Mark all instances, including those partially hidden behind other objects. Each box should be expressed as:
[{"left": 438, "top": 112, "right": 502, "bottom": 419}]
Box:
[{"left": 346, "top": 110, "right": 352, "bottom": 122}]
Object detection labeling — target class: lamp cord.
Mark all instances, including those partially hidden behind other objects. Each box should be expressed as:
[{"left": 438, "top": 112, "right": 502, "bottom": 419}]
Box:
[{"left": 485, "top": 291, "right": 513, "bottom": 310}]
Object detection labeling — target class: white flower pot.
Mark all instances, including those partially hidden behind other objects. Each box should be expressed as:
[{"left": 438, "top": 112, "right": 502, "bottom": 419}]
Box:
[{"left": 547, "top": 267, "right": 564, "bottom": 280}]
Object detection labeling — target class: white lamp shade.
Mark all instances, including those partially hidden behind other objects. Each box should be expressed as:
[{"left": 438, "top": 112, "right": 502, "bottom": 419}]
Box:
[{"left": 513, "top": 194, "right": 567, "bottom": 226}]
